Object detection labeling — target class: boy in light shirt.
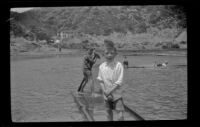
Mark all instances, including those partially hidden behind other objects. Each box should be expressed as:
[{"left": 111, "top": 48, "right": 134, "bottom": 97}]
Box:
[{"left": 97, "top": 40, "right": 124, "bottom": 121}]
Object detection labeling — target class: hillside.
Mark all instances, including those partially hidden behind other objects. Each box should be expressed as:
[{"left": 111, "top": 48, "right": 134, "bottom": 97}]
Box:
[{"left": 10, "top": 6, "right": 187, "bottom": 53}]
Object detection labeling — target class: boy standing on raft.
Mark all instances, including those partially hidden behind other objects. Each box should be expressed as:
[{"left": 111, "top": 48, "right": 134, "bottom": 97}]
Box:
[
  {"left": 97, "top": 40, "right": 125, "bottom": 121},
  {"left": 77, "top": 48, "right": 100, "bottom": 92}
]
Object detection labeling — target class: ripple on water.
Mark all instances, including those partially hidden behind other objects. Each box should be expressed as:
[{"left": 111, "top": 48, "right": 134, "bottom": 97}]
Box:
[{"left": 11, "top": 54, "right": 187, "bottom": 121}]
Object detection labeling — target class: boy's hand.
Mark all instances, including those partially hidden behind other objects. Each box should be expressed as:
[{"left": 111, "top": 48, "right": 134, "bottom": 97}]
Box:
[
  {"left": 104, "top": 90, "right": 112, "bottom": 98},
  {"left": 97, "top": 79, "right": 104, "bottom": 84},
  {"left": 103, "top": 91, "right": 109, "bottom": 97},
  {"left": 106, "top": 94, "right": 113, "bottom": 101},
  {"left": 103, "top": 88, "right": 110, "bottom": 96}
]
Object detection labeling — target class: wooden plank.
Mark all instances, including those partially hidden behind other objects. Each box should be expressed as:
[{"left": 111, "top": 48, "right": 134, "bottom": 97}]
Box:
[
  {"left": 71, "top": 91, "right": 94, "bottom": 121},
  {"left": 123, "top": 103, "right": 145, "bottom": 121},
  {"left": 76, "top": 92, "right": 105, "bottom": 108},
  {"left": 74, "top": 91, "right": 108, "bottom": 121},
  {"left": 77, "top": 92, "right": 95, "bottom": 121},
  {"left": 72, "top": 91, "right": 145, "bottom": 121}
]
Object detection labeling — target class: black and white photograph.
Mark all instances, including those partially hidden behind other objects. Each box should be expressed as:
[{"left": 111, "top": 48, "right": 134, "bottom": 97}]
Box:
[{"left": 10, "top": 5, "right": 187, "bottom": 122}]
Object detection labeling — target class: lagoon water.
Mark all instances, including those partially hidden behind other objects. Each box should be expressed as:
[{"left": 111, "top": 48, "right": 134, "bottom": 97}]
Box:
[{"left": 11, "top": 54, "right": 187, "bottom": 121}]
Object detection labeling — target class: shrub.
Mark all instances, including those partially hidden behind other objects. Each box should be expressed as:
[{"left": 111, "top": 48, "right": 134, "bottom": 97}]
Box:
[
  {"left": 162, "top": 42, "right": 180, "bottom": 49},
  {"left": 103, "top": 29, "right": 112, "bottom": 36},
  {"left": 142, "top": 46, "right": 146, "bottom": 49},
  {"left": 116, "top": 43, "right": 127, "bottom": 49},
  {"left": 162, "top": 45, "right": 168, "bottom": 49},
  {"left": 69, "top": 43, "right": 82, "bottom": 49},
  {"left": 161, "top": 42, "right": 172, "bottom": 49},
  {"left": 180, "top": 41, "right": 187, "bottom": 44},
  {"left": 155, "top": 42, "right": 162, "bottom": 47},
  {"left": 90, "top": 42, "right": 100, "bottom": 48},
  {"left": 62, "top": 43, "right": 69, "bottom": 49},
  {"left": 141, "top": 41, "right": 149, "bottom": 45},
  {"left": 171, "top": 44, "right": 180, "bottom": 49}
]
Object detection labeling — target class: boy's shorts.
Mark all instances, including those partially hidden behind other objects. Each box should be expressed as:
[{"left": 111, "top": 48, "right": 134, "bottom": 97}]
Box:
[
  {"left": 105, "top": 97, "right": 124, "bottom": 111},
  {"left": 83, "top": 69, "right": 92, "bottom": 78}
]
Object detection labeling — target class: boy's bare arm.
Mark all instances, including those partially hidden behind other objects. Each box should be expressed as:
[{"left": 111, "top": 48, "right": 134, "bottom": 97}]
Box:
[
  {"left": 96, "top": 78, "right": 103, "bottom": 84},
  {"left": 105, "top": 83, "right": 119, "bottom": 96},
  {"left": 96, "top": 78, "right": 106, "bottom": 92}
]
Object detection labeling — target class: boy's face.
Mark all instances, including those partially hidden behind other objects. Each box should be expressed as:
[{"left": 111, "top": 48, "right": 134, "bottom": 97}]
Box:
[
  {"left": 88, "top": 49, "right": 94, "bottom": 55},
  {"left": 104, "top": 48, "right": 117, "bottom": 61}
]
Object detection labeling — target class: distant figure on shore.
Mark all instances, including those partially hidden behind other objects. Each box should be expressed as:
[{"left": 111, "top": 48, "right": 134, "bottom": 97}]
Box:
[
  {"left": 123, "top": 56, "right": 129, "bottom": 68},
  {"left": 58, "top": 43, "right": 62, "bottom": 52},
  {"left": 154, "top": 61, "right": 168, "bottom": 68},
  {"left": 55, "top": 39, "right": 62, "bottom": 52}
]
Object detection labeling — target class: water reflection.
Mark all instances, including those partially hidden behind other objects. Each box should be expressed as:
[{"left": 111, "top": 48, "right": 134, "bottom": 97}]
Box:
[{"left": 11, "top": 55, "right": 187, "bottom": 121}]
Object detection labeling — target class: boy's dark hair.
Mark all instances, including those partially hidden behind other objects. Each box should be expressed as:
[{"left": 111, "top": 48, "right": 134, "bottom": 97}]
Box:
[
  {"left": 88, "top": 48, "right": 94, "bottom": 55},
  {"left": 104, "top": 39, "right": 117, "bottom": 52}
]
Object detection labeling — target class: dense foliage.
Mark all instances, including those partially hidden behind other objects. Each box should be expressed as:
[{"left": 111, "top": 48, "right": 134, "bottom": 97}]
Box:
[
  {"left": 10, "top": 6, "right": 187, "bottom": 51},
  {"left": 10, "top": 6, "right": 186, "bottom": 39}
]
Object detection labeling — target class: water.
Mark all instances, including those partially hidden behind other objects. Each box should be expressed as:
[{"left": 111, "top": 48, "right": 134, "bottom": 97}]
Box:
[{"left": 11, "top": 54, "right": 187, "bottom": 121}]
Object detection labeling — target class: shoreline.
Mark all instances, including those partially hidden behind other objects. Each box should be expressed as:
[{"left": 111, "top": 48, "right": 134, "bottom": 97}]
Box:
[{"left": 10, "top": 49, "right": 187, "bottom": 61}]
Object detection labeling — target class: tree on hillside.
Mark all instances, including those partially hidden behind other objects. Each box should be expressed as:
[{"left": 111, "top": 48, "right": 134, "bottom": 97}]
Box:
[
  {"left": 10, "top": 5, "right": 186, "bottom": 42},
  {"left": 10, "top": 20, "right": 25, "bottom": 37},
  {"left": 29, "top": 25, "right": 51, "bottom": 42}
]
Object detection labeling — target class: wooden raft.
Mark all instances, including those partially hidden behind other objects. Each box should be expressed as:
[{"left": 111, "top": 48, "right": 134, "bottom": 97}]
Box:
[{"left": 71, "top": 91, "right": 145, "bottom": 121}]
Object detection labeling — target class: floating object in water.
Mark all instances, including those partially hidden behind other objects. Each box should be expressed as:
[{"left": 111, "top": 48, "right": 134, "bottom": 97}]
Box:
[{"left": 154, "top": 61, "right": 168, "bottom": 68}]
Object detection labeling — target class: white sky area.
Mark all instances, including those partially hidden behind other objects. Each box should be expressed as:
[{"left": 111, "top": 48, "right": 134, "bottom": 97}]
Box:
[{"left": 11, "top": 8, "right": 34, "bottom": 13}]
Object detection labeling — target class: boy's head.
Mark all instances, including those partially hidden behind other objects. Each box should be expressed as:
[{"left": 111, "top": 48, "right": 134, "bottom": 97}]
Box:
[
  {"left": 88, "top": 48, "right": 94, "bottom": 55},
  {"left": 103, "top": 40, "right": 117, "bottom": 61}
]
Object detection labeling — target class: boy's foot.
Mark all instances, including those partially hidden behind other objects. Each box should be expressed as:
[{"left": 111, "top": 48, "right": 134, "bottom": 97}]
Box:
[
  {"left": 79, "top": 89, "right": 84, "bottom": 93},
  {"left": 77, "top": 86, "right": 82, "bottom": 92},
  {"left": 77, "top": 87, "right": 82, "bottom": 92},
  {"left": 118, "top": 116, "right": 124, "bottom": 121},
  {"left": 77, "top": 89, "right": 83, "bottom": 93},
  {"left": 113, "top": 110, "right": 124, "bottom": 121}
]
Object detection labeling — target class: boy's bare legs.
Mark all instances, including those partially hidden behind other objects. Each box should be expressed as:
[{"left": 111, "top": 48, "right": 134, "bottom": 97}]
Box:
[
  {"left": 78, "top": 70, "right": 91, "bottom": 92},
  {"left": 119, "top": 111, "right": 124, "bottom": 121},
  {"left": 106, "top": 108, "right": 113, "bottom": 121},
  {"left": 90, "top": 75, "right": 95, "bottom": 94},
  {"left": 105, "top": 100, "right": 113, "bottom": 121},
  {"left": 114, "top": 99, "right": 125, "bottom": 121},
  {"left": 113, "top": 110, "right": 124, "bottom": 121},
  {"left": 80, "top": 77, "right": 88, "bottom": 92},
  {"left": 77, "top": 77, "right": 86, "bottom": 92}
]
